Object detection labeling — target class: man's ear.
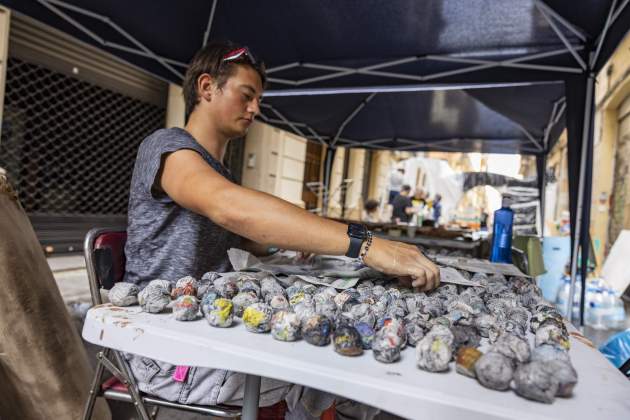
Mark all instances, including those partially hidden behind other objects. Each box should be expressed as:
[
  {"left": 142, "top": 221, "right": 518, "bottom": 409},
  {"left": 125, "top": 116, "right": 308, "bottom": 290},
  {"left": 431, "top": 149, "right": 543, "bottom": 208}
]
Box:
[{"left": 197, "top": 73, "right": 215, "bottom": 103}]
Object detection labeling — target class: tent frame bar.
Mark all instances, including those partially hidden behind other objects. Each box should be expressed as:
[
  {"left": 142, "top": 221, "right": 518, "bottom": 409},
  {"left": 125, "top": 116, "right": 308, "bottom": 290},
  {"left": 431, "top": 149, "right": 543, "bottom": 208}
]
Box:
[
  {"left": 330, "top": 93, "right": 377, "bottom": 147},
  {"left": 533, "top": 2, "right": 587, "bottom": 70},
  {"left": 33, "top": 0, "right": 588, "bottom": 88},
  {"left": 422, "top": 47, "right": 584, "bottom": 77},
  {"left": 202, "top": 0, "right": 219, "bottom": 47},
  {"left": 263, "top": 80, "right": 560, "bottom": 97},
  {"left": 37, "top": 0, "right": 185, "bottom": 79},
  {"left": 534, "top": 1, "right": 588, "bottom": 42},
  {"left": 267, "top": 47, "right": 584, "bottom": 87},
  {"left": 591, "top": 0, "right": 620, "bottom": 69}
]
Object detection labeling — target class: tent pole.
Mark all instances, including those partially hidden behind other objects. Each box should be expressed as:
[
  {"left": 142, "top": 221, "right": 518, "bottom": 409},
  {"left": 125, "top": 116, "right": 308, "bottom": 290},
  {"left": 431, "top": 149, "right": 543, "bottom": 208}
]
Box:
[
  {"left": 322, "top": 146, "right": 336, "bottom": 217},
  {"left": 567, "top": 70, "right": 595, "bottom": 327},
  {"left": 537, "top": 154, "right": 547, "bottom": 239}
]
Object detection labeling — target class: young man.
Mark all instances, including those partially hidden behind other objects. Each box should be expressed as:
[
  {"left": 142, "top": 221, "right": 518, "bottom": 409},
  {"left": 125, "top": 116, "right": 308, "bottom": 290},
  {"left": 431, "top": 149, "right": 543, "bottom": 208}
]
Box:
[
  {"left": 124, "top": 41, "right": 439, "bottom": 417},
  {"left": 391, "top": 184, "right": 415, "bottom": 224}
]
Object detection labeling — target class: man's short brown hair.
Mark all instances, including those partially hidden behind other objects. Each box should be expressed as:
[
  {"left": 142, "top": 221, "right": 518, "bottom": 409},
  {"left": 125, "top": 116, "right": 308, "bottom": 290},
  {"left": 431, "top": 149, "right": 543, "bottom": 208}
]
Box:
[{"left": 182, "top": 41, "right": 266, "bottom": 120}]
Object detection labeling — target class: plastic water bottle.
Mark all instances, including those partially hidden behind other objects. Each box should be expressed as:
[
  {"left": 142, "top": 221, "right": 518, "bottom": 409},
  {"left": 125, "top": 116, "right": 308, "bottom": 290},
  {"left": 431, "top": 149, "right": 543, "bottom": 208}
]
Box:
[
  {"left": 555, "top": 276, "right": 570, "bottom": 317},
  {"left": 601, "top": 288, "right": 617, "bottom": 329},
  {"left": 555, "top": 275, "right": 583, "bottom": 320},
  {"left": 610, "top": 292, "right": 627, "bottom": 329},
  {"left": 490, "top": 198, "right": 514, "bottom": 263},
  {"left": 586, "top": 287, "right": 607, "bottom": 329}
]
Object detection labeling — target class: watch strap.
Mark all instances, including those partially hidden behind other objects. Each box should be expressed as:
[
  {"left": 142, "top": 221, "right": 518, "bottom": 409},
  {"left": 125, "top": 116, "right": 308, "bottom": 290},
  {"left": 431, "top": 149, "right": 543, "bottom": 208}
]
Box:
[{"left": 345, "top": 234, "right": 363, "bottom": 258}]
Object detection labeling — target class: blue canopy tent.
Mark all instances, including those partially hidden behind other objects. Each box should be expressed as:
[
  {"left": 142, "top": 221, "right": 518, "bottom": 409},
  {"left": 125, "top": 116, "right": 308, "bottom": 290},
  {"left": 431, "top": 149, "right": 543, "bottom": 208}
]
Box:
[{"left": 3, "top": 0, "right": 630, "bottom": 329}]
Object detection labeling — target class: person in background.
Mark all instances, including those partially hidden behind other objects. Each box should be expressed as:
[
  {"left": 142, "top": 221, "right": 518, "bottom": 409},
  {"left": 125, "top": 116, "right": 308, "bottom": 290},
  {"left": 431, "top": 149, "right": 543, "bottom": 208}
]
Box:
[
  {"left": 411, "top": 188, "right": 426, "bottom": 208},
  {"left": 480, "top": 210, "right": 489, "bottom": 230},
  {"left": 391, "top": 185, "right": 415, "bottom": 223},
  {"left": 362, "top": 199, "right": 381, "bottom": 223},
  {"left": 433, "top": 194, "right": 443, "bottom": 226},
  {"left": 388, "top": 167, "right": 405, "bottom": 204}
]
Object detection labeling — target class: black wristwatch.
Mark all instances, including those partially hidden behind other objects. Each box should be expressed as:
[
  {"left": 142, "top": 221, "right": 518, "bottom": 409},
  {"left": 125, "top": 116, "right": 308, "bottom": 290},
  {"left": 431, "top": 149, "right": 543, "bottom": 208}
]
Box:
[{"left": 345, "top": 223, "right": 368, "bottom": 258}]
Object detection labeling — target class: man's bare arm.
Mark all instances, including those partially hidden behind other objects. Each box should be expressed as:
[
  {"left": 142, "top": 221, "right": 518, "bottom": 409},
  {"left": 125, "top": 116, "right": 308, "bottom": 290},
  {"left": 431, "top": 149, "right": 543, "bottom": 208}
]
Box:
[
  {"left": 240, "top": 238, "right": 274, "bottom": 256},
  {"left": 160, "top": 149, "right": 440, "bottom": 290}
]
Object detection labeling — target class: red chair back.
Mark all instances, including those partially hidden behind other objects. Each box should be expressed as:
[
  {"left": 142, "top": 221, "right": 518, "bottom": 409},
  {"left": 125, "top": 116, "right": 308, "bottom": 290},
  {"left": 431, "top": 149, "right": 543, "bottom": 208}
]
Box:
[{"left": 84, "top": 228, "right": 127, "bottom": 305}]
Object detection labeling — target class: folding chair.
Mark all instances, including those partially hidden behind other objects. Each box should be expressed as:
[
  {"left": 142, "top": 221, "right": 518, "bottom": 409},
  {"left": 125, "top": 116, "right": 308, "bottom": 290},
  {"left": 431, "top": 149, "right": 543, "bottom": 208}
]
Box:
[{"left": 81, "top": 228, "right": 242, "bottom": 420}]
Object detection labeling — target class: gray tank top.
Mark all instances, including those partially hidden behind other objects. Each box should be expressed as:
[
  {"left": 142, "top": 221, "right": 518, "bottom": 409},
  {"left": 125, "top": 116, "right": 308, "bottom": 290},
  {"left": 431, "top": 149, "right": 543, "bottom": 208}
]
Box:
[{"left": 124, "top": 127, "right": 241, "bottom": 287}]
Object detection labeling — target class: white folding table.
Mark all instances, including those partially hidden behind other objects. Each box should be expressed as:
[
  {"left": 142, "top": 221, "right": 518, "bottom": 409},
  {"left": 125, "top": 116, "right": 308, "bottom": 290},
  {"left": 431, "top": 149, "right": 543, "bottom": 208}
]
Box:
[{"left": 82, "top": 304, "right": 630, "bottom": 420}]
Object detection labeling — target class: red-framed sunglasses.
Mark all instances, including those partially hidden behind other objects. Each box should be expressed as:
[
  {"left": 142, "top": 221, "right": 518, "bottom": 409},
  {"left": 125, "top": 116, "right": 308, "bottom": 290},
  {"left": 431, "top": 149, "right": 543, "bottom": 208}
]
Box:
[{"left": 222, "top": 47, "right": 257, "bottom": 64}]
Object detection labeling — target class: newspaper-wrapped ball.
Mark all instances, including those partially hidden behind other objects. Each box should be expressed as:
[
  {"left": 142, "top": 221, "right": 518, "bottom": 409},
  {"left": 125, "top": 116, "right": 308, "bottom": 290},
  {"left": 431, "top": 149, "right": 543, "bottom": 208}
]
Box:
[
  {"left": 321, "top": 286, "right": 338, "bottom": 298},
  {"left": 379, "top": 317, "right": 407, "bottom": 348},
  {"left": 138, "top": 283, "right": 171, "bottom": 313},
  {"left": 171, "top": 295, "right": 199, "bottom": 321},
  {"left": 507, "top": 307, "right": 529, "bottom": 329},
  {"left": 261, "top": 276, "right": 285, "bottom": 300},
  {"left": 333, "top": 325, "right": 363, "bottom": 356},
  {"left": 451, "top": 325, "right": 481, "bottom": 351},
  {"left": 531, "top": 344, "right": 570, "bottom": 364},
  {"left": 108, "top": 282, "right": 139, "bottom": 307},
  {"left": 493, "top": 333, "right": 531, "bottom": 363},
  {"left": 147, "top": 279, "right": 173, "bottom": 292},
  {"left": 197, "top": 283, "right": 216, "bottom": 300},
  {"left": 239, "top": 279, "right": 261, "bottom": 297},
  {"left": 289, "top": 291, "right": 306, "bottom": 307},
  {"left": 205, "top": 298, "right": 234, "bottom": 328},
  {"left": 334, "top": 290, "right": 360, "bottom": 312},
  {"left": 543, "top": 359, "right": 578, "bottom": 397},
  {"left": 171, "top": 276, "right": 198, "bottom": 299},
  {"left": 473, "top": 313, "right": 498, "bottom": 338},
  {"left": 502, "top": 319, "right": 527, "bottom": 339},
  {"left": 302, "top": 314, "right": 332, "bottom": 346},
  {"left": 200, "top": 290, "right": 220, "bottom": 317},
  {"left": 404, "top": 317, "right": 428, "bottom": 347},
  {"left": 243, "top": 303, "right": 273, "bottom": 333},
  {"left": 535, "top": 319, "right": 570, "bottom": 350},
  {"left": 314, "top": 294, "right": 337, "bottom": 318},
  {"left": 371, "top": 285, "right": 386, "bottom": 298},
  {"left": 268, "top": 294, "right": 290, "bottom": 312},
  {"left": 455, "top": 347, "right": 482, "bottom": 378},
  {"left": 513, "top": 361, "right": 559, "bottom": 404},
  {"left": 372, "top": 328, "right": 401, "bottom": 363},
  {"left": 197, "top": 271, "right": 219, "bottom": 300},
  {"left": 271, "top": 310, "right": 301, "bottom": 341},
  {"left": 474, "top": 351, "right": 514, "bottom": 391},
  {"left": 232, "top": 291, "right": 259, "bottom": 317},
  {"left": 335, "top": 312, "right": 356, "bottom": 328},
  {"left": 354, "top": 322, "right": 375, "bottom": 349},
  {"left": 214, "top": 277, "right": 239, "bottom": 300},
  {"left": 420, "top": 296, "right": 445, "bottom": 318},
  {"left": 285, "top": 284, "right": 303, "bottom": 299},
  {"left": 530, "top": 307, "right": 563, "bottom": 332},
  {"left": 416, "top": 325, "right": 454, "bottom": 372},
  {"left": 302, "top": 284, "right": 317, "bottom": 296}
]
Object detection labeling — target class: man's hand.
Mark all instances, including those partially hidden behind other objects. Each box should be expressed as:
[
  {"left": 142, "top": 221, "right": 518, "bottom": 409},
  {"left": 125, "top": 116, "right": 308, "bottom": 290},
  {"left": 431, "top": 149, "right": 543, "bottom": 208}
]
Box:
[{"left": 363, "top": 237, "right": 440, "bottom": 292}]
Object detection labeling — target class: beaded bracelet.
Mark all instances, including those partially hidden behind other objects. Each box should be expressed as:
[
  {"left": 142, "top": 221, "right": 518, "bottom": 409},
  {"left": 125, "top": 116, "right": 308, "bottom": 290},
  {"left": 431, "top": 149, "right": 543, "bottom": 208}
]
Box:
[{"left": 358, "top": 230, "right": 373, "bottom": 265}]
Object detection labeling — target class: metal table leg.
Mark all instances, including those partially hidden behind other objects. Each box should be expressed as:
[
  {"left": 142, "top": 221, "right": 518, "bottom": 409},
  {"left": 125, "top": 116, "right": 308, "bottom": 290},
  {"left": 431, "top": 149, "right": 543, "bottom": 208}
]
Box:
[{"left": 242, "top": 374, "right": 261, "bottom": 420}]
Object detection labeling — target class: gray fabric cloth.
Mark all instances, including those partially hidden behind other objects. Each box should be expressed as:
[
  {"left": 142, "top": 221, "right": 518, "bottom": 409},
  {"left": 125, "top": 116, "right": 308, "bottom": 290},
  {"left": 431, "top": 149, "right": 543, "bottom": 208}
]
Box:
[{"left": 124, "top": 127, "right": 241, "bottom": 288}]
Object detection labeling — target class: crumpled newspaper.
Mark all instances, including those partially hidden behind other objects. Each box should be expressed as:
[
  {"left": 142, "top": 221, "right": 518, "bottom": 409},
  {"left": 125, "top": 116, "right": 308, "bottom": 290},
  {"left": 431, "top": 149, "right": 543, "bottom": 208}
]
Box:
[
  {"left": 434, "top": 256, "right": 530, "bottom": 278},
  {"left": 228, "top": 248, "right": 367, "bottom": 289},
  {"left": 228, "top": 248, "right": 483, "bottom": 289}
]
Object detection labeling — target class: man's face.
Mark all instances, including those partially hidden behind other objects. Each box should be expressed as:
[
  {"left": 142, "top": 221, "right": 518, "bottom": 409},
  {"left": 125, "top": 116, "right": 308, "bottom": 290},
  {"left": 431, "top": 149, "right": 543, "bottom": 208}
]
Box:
[{"left": 209, "top": 65, "right": 264, "bottom": 138}]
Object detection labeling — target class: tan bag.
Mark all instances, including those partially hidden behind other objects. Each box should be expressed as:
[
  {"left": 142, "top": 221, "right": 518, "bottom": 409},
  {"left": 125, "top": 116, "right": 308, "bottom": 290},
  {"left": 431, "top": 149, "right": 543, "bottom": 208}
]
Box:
[{"left": 0, "top": 175, "right": 110, "bottom": 420}]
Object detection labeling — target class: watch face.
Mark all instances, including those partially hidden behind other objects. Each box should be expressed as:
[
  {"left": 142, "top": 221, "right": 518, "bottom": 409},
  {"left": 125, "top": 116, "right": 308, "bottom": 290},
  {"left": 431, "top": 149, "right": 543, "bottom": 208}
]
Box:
[{"left": 348, "top": 223, "right": 366, "bottom": 239}]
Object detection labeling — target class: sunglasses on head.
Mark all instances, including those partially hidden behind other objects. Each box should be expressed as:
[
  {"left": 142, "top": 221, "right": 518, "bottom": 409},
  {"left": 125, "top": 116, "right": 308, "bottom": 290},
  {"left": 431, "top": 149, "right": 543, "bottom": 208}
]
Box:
[{"left": 222, "top": 47, "right": 257, "bottom": 65}]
